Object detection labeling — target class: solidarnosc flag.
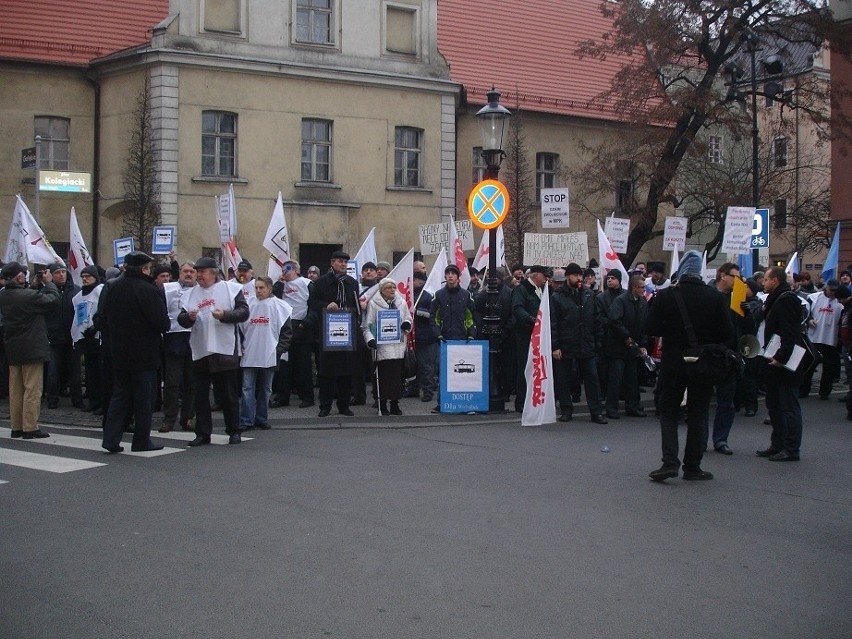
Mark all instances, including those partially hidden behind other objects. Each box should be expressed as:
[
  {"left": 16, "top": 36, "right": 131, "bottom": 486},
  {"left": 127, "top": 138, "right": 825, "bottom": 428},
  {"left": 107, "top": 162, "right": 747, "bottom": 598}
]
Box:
[{"left": 522, "top": 281, "right": 557, "bottom": 426}]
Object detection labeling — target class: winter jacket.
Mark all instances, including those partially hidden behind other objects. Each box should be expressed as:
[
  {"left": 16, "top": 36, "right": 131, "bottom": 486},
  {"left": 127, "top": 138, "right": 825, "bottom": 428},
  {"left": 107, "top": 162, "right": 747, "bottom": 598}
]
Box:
[
  {"left": 0, "top": 281, "right": 59, "bottom": 364},
  {"left": 362, "top": 291, "right": 413, "bottom": 362},
  {"left": 44, "top": 281, "right": 79, "bottom": 346},
  {"left": 511, "top": 278, "right": 542, "bottom": 335},
  {"left": 605, "top": 290, "right": 648, "bottom": 357},
  {"left": 432, "top": 285, "right": 477, "bottom": 340},
  {"left": 762, "top": 284, "right": 806, "bottom": 375},
  {"left": 100, "top": 269, "right": 171, "bottom": 371},
  {"left": 550, "top": 284, "right": 603, "bottom": 359},
  {"left": 413, "top": 288, "right": 439, "bottom": 345}
]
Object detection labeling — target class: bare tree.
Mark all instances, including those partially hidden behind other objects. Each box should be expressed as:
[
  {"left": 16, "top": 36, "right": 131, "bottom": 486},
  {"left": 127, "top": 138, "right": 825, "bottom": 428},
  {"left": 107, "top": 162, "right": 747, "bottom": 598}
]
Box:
[
  {"left": 501, "top": 108, "right": 536, "bottom": 267},
  {"left": 575, "top": 0, "right": 850, "bottom": 265},
  {"left": 122, "top": 76, "right": 161, "bottom": 254}
]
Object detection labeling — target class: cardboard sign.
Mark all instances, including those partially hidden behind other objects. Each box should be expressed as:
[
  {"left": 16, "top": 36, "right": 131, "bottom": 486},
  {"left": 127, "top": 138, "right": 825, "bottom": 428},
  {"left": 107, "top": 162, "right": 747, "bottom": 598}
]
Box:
[
  {"left": 523, "top": 232, "right": 589, "bottom": 268},
  {"left": 439, "top": 340, "right": 489, "bottom": 413},
  {"left": 663, "top": 217, "right": 687, "bottom": 252}
]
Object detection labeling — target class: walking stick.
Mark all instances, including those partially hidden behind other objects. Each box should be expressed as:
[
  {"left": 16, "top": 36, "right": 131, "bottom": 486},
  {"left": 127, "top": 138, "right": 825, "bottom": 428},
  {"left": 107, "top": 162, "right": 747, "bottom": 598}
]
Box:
[{"left": 373, "top": 345, "right": 382, "bottom": 416}]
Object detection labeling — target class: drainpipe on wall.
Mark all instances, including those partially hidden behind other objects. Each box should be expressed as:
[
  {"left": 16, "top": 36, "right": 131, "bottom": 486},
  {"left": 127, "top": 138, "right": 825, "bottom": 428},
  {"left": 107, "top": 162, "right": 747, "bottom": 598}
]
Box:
[{"left": 85, "top": 74, "right": 101, "bottom": 264}]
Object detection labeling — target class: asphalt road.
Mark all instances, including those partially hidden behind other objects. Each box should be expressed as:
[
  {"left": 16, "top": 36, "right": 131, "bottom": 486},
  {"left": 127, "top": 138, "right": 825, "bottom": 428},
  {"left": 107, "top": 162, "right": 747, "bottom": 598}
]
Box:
[{"left": 1, "top": 395, "right": 850, "bottom": 639}]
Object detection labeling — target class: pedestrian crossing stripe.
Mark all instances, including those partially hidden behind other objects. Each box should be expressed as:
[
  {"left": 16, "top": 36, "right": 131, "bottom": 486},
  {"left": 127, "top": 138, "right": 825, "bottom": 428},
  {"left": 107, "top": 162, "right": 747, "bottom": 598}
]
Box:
[
  {"left": 0, "top": 428, "right": 184, "bottom": 457},
  {"left": 0, "top": 448, "right": 106, "bottom": 473}
]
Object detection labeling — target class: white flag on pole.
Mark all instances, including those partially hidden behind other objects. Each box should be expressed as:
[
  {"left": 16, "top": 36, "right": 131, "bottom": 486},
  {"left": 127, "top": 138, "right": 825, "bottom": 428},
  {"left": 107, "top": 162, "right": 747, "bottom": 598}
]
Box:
[
  {"left": 422, "top": 247, "right": 448, "bottom": 297},
  {"left": 4, "top": 197, "right": 27, "bottom": 267},
  {"left": 471, "top": 226, "right": 506, "bottom": 274},
  {"left": 354, "top": 227, "right": 378, "bottom": 274},
  {"left": 522, "top": 281, "right": 557, "bottom": 426},
  {"left": 16, "top": 195, "right": 64, "bottom": 267},
  {"left": 263, "top": 192, "right": 290, "bottom": 278},
  {"left": 361, "top": 249, "right": 415, "bottom": 308},
  {"left": 447, "top": 216, "right": 470, "bottom": 289},
  {"left": 669, "top": 249, "right": 680, "bottom": 278},
  {"left": 227, "top": 183, "right": 237, "bottom": 239},
  {"left": 68, "top": 207, "right": 94, "bottom": 285},
  {"left": 597, "top": 220, "right": 629, "bottom": 283},
  {"left": 785, "top": 252, "right": 799, "bottom": 275}
]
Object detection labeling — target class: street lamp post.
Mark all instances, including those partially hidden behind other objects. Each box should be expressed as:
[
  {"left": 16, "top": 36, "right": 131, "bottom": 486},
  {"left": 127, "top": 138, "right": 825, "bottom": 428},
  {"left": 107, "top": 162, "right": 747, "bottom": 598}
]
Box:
[{"left": 475, "top": 88, "right": 511, "bottom": 413}]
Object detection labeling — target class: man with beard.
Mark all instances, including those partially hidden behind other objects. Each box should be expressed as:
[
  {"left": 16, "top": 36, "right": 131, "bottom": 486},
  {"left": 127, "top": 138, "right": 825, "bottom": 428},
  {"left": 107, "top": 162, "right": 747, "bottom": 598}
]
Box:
[{"left": 307, "top": 250, "right": 361, "bottom": 417}]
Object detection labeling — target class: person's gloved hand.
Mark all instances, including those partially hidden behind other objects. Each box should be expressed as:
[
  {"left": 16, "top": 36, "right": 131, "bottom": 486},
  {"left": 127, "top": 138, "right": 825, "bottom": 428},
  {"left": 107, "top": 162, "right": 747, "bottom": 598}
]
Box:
[
  {"left": 367, "top": 339, "right": 377, "bottom": 349},
  {"left": 401, "top": 321, "right": 412, "bottom": 332}
]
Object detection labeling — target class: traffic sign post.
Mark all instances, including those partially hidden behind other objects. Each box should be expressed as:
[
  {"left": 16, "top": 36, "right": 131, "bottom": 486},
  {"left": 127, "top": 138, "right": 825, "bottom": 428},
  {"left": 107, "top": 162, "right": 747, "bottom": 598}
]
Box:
[
  {"left": 468, "top": 179, "right": 510, "bottom": 230},
  {"left": 751, "top": 208, "right": 769, "bottom": 250}
]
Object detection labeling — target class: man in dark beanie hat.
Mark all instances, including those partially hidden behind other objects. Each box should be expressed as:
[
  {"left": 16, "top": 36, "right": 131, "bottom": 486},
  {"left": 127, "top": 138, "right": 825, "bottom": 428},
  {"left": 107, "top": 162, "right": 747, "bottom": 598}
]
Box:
[
  {"left": 99, "top": 251, "right": 170, "bottom": 452},
  {"left": 0, "top": 262, "right": 59, "bottom": 438}
]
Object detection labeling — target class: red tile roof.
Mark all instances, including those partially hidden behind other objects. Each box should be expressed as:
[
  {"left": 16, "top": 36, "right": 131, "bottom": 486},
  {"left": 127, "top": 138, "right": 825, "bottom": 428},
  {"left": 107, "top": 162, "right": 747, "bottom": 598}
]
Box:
[
  {"left": 0, "top": 0, "right": 168, "bottom": 66},
  {"left": 438, "top": 0, "right": 638, "bottom": 121}
]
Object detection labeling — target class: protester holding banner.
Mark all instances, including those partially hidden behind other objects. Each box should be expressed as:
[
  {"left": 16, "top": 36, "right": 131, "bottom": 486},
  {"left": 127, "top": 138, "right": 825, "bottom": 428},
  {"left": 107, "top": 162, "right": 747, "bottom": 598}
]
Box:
[
  {"left": 511, "top": 265, "right": 548, "bottom": 413},
  {"left": 363, "top": 278, "right": 412, "bottom": 415},
  {"left": 306, "top": 250, "right": 361, "bottom": 418}
]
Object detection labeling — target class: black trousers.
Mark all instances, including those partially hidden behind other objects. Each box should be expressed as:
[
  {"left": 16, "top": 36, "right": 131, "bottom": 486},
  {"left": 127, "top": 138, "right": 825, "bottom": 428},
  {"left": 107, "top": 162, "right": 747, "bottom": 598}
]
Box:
[
  {"left": 657, "top": 363, "right": 714, "bottom": 469},
  {"left": 766, "top": 368, "right": 803, "bottom": 454},
  {"left": 319, "top": 375, "right": 352, "bottom": 412},
  {"left": 800, "top": 343, "right": 840, "bottom": 398},
  {"left": 193, "top": 365, "right": 241, "bottom": 436}
]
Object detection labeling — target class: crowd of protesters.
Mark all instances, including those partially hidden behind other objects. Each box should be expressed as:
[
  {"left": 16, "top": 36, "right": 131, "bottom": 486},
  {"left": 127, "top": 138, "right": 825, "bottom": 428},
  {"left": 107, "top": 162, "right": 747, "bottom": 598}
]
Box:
[{"left": 1, "top": 247, "right": 849, "bottom": 480}]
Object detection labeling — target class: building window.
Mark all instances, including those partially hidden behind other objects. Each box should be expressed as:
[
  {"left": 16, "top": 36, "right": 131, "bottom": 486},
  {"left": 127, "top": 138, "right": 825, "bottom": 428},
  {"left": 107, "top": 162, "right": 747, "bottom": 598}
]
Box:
[
  {"left": 203, "top": 0, "right": 241, "bottom": 32},
  {"left": 773, "top": 137, "right": 788, "bottom": 168},
  {"left": 202, "top": 111, "right": 236, "bottom": 177},
  {"left": 296, "top": 0, "right": 333, "bottom": 45},
  {"left": 34, "top": 116, "right": 70, "bottom": 170},
  {"left": 301, "top": 119, "right": 332, "bottom": 182},
  {"left": 394, "top": 126, "right": 422, "bottom": 187},
  {"left": 536, "top": 152, "right": 559, "bottom": 201},
  {"left": 774, "top": 198, "right": 787, "bottom": 229},
  {"left": 472, "top": 147, "right": 486, "bottom": 185},
  {"left": 615, "top": 161, "right": 635, "bottom": 212},
  {"left": 385, "top": 4, "right": 417, "bottom": 55},
  {"left": 708, "top": 135, "right": 723, "bottom": 164}
]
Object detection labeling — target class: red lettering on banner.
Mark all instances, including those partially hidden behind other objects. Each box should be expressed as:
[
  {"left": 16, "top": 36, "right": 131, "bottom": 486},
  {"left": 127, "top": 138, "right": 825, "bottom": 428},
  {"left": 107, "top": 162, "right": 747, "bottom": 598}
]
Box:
[
  {"left": 250, "top": 316, "right": 270, "bottom": 325},
  {"left": 397, "top": 278, "right": 412, "bottom": 308},
  {"left": 530, "top": 309, "right": 548, "bottom": 406},
  {"left": 605, "top": 249, "right": 618, "bottom": 261}
]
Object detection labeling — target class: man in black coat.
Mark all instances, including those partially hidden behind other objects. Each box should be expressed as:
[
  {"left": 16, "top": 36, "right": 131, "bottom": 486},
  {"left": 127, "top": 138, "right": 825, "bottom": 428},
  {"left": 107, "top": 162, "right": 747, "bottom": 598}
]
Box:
[
  {"left": 756, "top": 267, "right": 806, "bottom": 461},
  {"left": 604, "top": 273, "right": 649, "bottom": 419},
  {"left": 645, "top": 251, "right": 733, "bottom": 481},
  {"left": 43, "top": 263, "right": 83, "bottom": 409},
  {"left": 306, "top": 250, "right": 361, "bottom": 417},
  {"left": 100, "top": 252, "right": 171, "bottom": 453}
]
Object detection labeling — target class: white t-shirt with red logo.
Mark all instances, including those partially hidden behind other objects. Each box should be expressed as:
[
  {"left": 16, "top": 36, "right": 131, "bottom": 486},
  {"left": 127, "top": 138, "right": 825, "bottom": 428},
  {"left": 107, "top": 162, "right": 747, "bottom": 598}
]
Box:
[{"left": 241, "top": 296, "right": 293, "bottom": 368}]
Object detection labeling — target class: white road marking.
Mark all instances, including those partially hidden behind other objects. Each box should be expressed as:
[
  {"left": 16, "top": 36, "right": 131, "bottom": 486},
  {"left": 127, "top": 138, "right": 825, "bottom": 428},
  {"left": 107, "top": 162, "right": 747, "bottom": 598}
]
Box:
[
  {"left": 0, "top": 448, "right": 106, "bottom": 473},
  {"left": 150, "top": 431, "right": 253, "bottom": 445},
  {"left": 0, "top": 428, "right": 184, "bottom": 457}
]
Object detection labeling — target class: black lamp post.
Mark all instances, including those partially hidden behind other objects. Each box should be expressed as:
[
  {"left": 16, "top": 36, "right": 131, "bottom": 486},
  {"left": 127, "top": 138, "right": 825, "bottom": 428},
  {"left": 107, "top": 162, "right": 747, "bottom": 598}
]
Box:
[
  {"left": 726, "top": 28, "right": 784, "bottom": 273},
  {"left": 475, "top": 88, "right": 511, "bottom": 413}
]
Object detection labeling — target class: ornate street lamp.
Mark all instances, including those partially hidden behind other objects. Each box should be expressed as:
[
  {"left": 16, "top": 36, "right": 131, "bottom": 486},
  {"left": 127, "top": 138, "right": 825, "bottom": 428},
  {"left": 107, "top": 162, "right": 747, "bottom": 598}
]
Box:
[{"left": 475, "top": 88, "right": 511, "bottom": 412}]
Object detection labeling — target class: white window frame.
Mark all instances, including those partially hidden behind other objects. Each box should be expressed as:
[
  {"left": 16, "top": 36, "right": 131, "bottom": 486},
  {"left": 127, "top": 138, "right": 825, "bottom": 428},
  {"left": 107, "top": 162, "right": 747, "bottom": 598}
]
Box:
[
  {"left": 394, "top": 126, "right": 423, "bottom": 188},
  {"left": 708, "top": 135, "right": 723, "bottom": 164},
  {"left": 301, "top": 118, "right": 333, "bottom": 183},
  {"left": 202, "top": 110, "right": 237, "bottom": 178},
  {"left": 34, "top": 116, "right": 70, "bottom": 170},
  {"left": 292, "top": 0, "right": 339, "bottom": 48},
  {"left": 536, "top": 152, "right": 559, "bottom": 202}
]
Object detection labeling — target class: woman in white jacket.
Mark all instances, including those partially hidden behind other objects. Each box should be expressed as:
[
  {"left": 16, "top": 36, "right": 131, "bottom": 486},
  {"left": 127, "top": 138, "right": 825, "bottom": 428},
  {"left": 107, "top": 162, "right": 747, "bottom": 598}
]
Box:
[{"left": 363, "top": 278, "right": 412, "bottom": 415}]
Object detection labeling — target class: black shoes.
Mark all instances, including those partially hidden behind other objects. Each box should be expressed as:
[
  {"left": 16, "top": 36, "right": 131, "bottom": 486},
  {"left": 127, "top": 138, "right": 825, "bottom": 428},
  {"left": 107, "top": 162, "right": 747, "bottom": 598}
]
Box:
[
  {"left": 389, "top": 401, "right": 402, "bottom": 416},
  {"left": 626, "top": 409, "right": 647, "bottom": 417},
  {"left": 755, "top": 447, "right": 782, "bottom": 457},
  {"left": 318, "top": 408, "right": 330, "bottom": 417},
  {"left": 46, "top": 400, "right": 58, "bottom": 409},
  {"left": 187, "top": 435, "right": 211, "bottom": 447},
  {"left": 10, "top": 430, "right": 23, "bottom": 438},
  {"left": 714, "top": 444, "right": 733, "bottom": 455},
  {"left": 682, "top": 468, "right": 714, "bottom": 480},
  {"left": 431, "top": 405, "right": 441, "bottom": 414},
  {"left": 605, "top": 412, "right": 620, "bottom": 420},
  {"left": 158, "top": 424, "right": 173, "bottom": 433},
  {"left": 591, "top": 414, "right": 608, "bottom": 424},
  {"left": 339, "top": 408, "right": 355, "bottom": 417},
  {"left": 557, "top": 413, "right": 572, "bottom": 422},
  {"left": 744, "top": 409, "right": 757, "bottom": 417},
  {"left": 23, "top": 430, "right": 50, "bottom": 439},
  {"left": 298, "top": 400, "right": 315, "bottom": 408},
  {"left": 131, "top": 444, "right": 164, "bottom": 452},
  {"left": 102, "top": 445, "right": 124, "bottom": 453},
  {"left": 768, "top": 450, "right": 799, "bottom": 461},
  {"left": 649, "top": 465, "right": 679, "bottom": 481},
  {"left": 380, "top": 402, "right": 390, "bottom": 416},
  {"left": 228, "top": 433, "right": 241, "bottom": 445},
  {"left": 254, "top": 423, "right": 271, "bottom": 430},
  {"left": 421, "top": 394, "right": 433, "bottom": 403}
]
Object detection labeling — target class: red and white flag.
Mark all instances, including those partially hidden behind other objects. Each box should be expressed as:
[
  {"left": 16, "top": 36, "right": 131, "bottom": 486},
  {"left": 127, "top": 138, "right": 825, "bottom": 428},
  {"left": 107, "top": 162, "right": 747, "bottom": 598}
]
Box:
[
  {"left": 264, "top": 192, "right": 290, "bottom": 279},
  {"left": 447, "top": 216, "right": 470, "bottom": 289},
  {"left": 471, "top": 225, "right": 506, "bottom": 274},
  {"left": 4, "top": 197, "right": 27, "bottom": 266},
  {"left": 68, "top": 207, "right": 94, "bottom": 285},
  {"left": 522, "top": 281, "right": 556, "bottom": 426},
  {"left": 597, "top": 220, "right": 628, "bottom": 283}
]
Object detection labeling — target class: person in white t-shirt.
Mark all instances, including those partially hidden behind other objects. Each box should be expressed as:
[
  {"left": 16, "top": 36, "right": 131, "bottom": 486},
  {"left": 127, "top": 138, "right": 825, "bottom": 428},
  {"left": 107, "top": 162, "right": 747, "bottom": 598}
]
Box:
[
  {"left": 272, "top": 260, "right": 315, "bottom": 408},
  {"left": 240, "top": 277, "right": 292, "bottom": 430},
  {"left": 801, "top": 279, "right": 844, "bottom": 399}
]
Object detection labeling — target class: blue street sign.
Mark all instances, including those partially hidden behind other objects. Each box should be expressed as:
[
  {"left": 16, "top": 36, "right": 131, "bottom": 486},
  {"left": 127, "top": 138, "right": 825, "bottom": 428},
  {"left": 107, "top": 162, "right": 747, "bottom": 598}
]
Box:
[{"left": 751, "top": 208, "right": 769, "bottom": 249}]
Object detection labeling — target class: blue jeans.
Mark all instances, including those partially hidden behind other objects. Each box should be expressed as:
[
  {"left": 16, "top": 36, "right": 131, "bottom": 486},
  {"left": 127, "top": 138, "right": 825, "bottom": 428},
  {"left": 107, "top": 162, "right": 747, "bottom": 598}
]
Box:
[
  {"left": 707, "top": 378, "right": 736, "bottom": 448},
  {"left": 240, "top": 367, "right": 275, "bottom": 428},
  {"left": 416, "top": 342, "right": 438, "bottom": 396},
  {"left": 102, "top": 369, "right": 157, "bottom": 450}
]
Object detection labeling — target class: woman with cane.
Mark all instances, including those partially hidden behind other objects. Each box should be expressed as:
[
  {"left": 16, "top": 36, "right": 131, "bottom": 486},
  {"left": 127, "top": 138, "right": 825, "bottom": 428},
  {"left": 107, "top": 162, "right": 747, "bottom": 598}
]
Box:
[{"left": 363, "top": 279, "right": 412, "bottom": 415}]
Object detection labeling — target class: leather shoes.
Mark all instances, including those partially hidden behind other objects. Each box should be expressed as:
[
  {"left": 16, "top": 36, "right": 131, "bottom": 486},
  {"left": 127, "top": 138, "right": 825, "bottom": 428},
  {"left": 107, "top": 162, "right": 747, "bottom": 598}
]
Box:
[
  {"left": 158, "top": 424, "right": 173, "bottom": 433},
  {"left": 605, "top": 412, "right": 620, "bottom": 420},
  {"left": 591, "top": 414, "right": 608, "bottom": 424},
  {"left": 714, "top": 444, "right": 733, "bottom": 455},
  {"left": 763, "top": 418, "right": 772, "bottom": 425},
  {"left": 228, "top": 433, "right": 241, "bottom": 445},
  {"left": 756, "top": 447, "right": 782, "bottom": 457},
  {"left": 187, "top": 435, "right": 211, "bottom": 447},
  {"left": 682, "top": 468, "right": 714, "bottom": 480},
  {"left": 626, "top": 409, "right": 647, "bottom": 417},
  {"left": 298, "top": 400, "right": 315, "bottom": 408},
  {"left": 102, "top": 445, "right": 124, "bottom": 453},
  {"left": 23, "top": 430, "right": 50, "bottom": 439},
  {"left": 254, "top": 423, "right": 271, "bottom": 430},
  {"left": 744, "top": 409, "right": 757, "bottom": 417},
  {"left": 557, "top": 413, "right": 573, "bottom": 422},
  {"left": 338, "top": 408, "right": 355, "bottom": 417},
  {"left": 131, "top": 444, "right": 164, "bottom": 452},
  {"left": 768, "top": 450, "right": 799, "bottom": 461},
  {"left": 318, "top": 408, "right": 331, "bottom": 417},
  {"left": 10, "top": 430, "right": 23, "bottom": 438},
  {"left": 649, "top": 465, "right": 679, "bottom": 481}
]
